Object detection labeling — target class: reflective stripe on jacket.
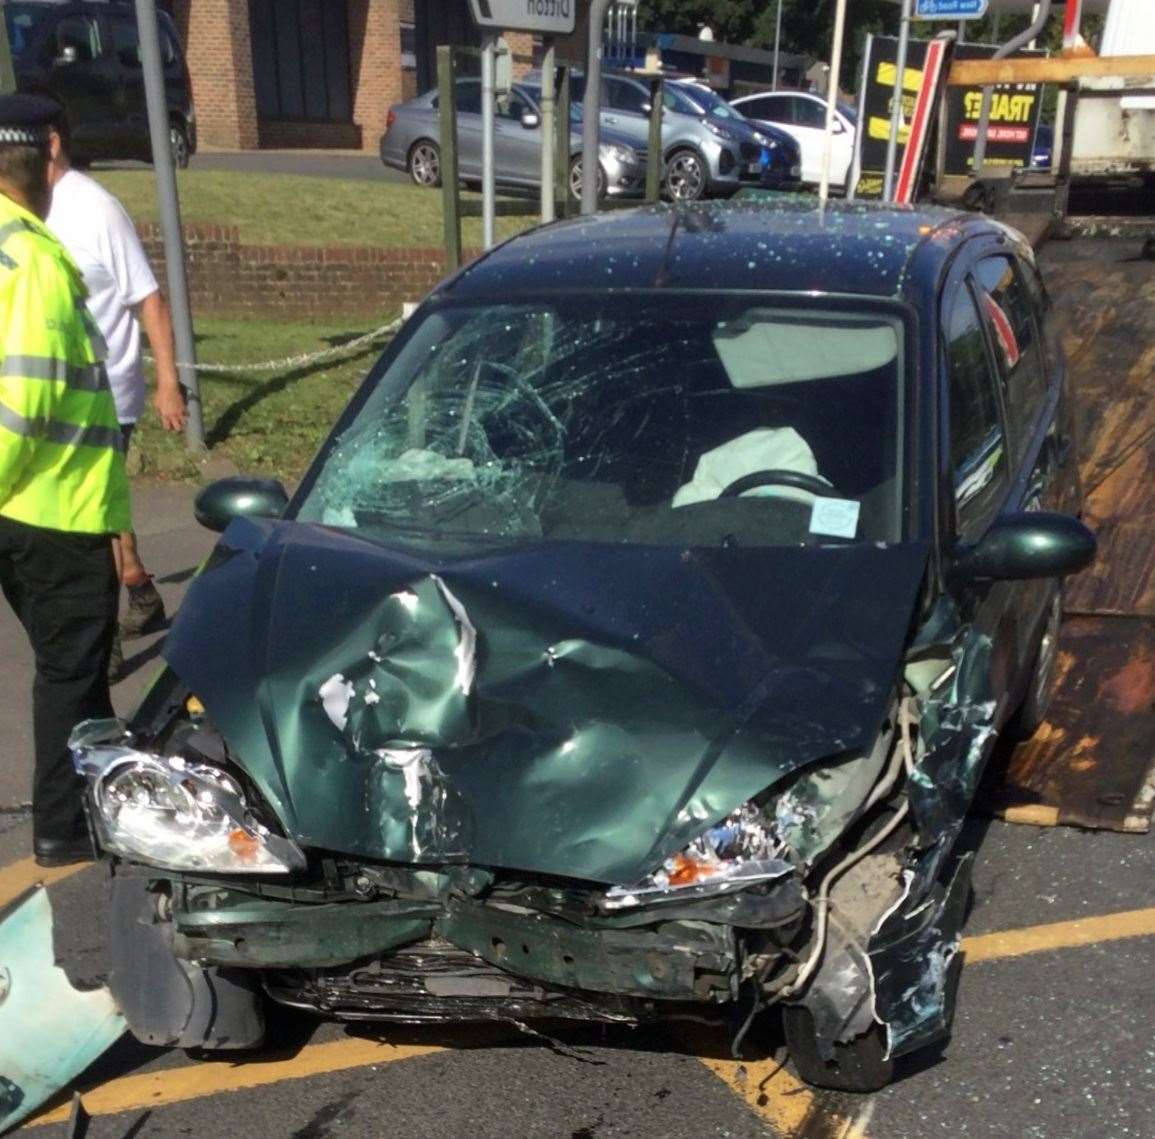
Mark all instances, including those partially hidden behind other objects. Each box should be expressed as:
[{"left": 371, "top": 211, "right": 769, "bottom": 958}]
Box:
[{"left": 0, "top": 195, "right": 130, "bottom": 534}]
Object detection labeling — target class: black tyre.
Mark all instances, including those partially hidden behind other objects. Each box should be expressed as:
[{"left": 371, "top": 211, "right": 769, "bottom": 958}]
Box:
[
  {"left": 568, "top": 154, "right": 606, "bottom": 203},
  {"left": 665, "top": 148, "right": 708, "bottom": 201},
  {"left": 169, "top": 122, "right": 191, "bottom": 170},
  {"left": 782, "top": 1005, "right": 895, "bottom": 1092},
  {"left": 1005, "top": 590, "right": 1062, "bottom": 742},
  {"left": 408, "top": 139, "right": 441, "bottom": 188}
]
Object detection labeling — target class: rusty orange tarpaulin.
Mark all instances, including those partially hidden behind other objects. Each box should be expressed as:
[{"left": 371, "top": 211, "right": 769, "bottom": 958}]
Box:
[{"left": 987, "top": 238, "right": 1155, "bottom": 832}]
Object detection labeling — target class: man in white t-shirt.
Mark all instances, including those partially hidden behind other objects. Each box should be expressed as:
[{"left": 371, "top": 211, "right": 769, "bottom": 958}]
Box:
[{"left": 45, "top": 112, "right": 186, "bottom": 679}]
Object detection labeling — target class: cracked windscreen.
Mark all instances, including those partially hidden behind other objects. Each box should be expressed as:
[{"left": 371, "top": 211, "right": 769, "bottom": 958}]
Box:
[{"left": 296, "top": 296, "right": 906, "bottom": 547}]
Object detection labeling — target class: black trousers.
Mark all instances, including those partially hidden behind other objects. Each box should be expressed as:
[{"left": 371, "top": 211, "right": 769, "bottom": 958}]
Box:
[{"left": 0, "top": 515, "right": 118, "bottom": 841}]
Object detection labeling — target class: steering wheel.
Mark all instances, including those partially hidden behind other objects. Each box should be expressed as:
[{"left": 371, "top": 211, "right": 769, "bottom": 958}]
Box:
[{"left": 718, "top": 469, "right": 839, "bottom": 499}]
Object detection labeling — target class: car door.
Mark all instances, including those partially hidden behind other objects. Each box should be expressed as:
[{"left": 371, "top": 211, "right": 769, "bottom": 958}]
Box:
[
  {"left": 493, "top": 87, "right": 541, "bottom": 187},
  {"left": 972, "top": 251, "right": 1074, "bottom": 669},
  {"left": 786, "top": 95, "right": 834, "bottom": 184},
  {"left": 453, "top": 79, "right": 483, "bottom": 178},
  {"left": 38, "top": 8, "right": 125, "bottom": 160},
  {"left": 941, "top": 271, "right": 1022, "bottom": 715}
]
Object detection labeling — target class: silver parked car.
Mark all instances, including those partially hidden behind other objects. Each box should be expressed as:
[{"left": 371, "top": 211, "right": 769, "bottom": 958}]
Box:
[
  {"left": 380, "top": 79, "right": 645, "bottom": 202},
  {"left": 568, "top": 73, "right": 793, "bottom": 201}
]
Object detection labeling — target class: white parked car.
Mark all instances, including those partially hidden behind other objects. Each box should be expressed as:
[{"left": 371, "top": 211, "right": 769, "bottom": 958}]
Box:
[{"left": 729, "top": 91, "right": 857, "bottom": 191}]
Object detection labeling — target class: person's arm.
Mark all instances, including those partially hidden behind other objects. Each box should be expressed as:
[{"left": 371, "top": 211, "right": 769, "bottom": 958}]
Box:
[{"left": 135, "top": 289, "right": 186, "bottom": 432}]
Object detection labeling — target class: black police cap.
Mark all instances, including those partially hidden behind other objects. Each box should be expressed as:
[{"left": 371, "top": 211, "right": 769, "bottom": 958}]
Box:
[{"left": 0, "top": 93, "right": 61, "bottom": 146}]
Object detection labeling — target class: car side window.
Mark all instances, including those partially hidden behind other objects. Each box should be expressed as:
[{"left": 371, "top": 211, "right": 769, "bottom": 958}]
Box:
[
  {"left": 745, "top": 96, "right": 789, "bottom": 123},
  {"left": 454, "top": 80, "right": 481, "bottom": 115},
  {"left": 793, "top": 97, "right": 827, "bottom": 127},
  {"left": 946, "top": 285, "right": 1008, "bottom": 541},
  {"left": 111, "top": 15, "right": 140, "bottom": 68},
  {"left": 607, "top": 77, "right": 649, "bottom": 115},
  {"left": 974, "top": 255, "right": 1048, "bottom": 450},
  {"left": 53, "top": 14, "right": 101, "bottom": 63}
]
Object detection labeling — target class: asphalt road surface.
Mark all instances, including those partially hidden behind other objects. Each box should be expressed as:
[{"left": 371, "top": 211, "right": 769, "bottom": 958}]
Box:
[{"left": 0, "top": 482, "right": 1151, "bottom": 1139}]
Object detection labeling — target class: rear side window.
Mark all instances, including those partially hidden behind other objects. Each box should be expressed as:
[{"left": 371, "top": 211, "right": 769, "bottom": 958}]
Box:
[
  {"left": 946, "top": 286, "right": 1008, "bottom": 541},
  {"left": 974, "top": 255, "right": 1048, "bottom": 449}
]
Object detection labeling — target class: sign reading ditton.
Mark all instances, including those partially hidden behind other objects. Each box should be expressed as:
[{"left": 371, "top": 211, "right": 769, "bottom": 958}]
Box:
[
  {"left": 468, "top": 0, "right": 577, "bottom": 35},
  {"left": 914, "top": 0, "right": 989, "bottom": 19}
]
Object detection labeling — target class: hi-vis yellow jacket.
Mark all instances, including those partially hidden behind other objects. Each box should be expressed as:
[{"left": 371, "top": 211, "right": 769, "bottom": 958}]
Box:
[{"left": 0, "top": 193, "right": 129, "bottom": 534}]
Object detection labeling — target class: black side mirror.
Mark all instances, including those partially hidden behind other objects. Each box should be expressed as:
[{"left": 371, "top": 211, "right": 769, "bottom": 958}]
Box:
[
  {"left": 194, "top": 477, "right": 288, "bottom": 533},
  {"left": 953, "top": 511, "right": 1096, "bottom": 583},
  {"left": 521, "top": 111, "right": 541, "bottom": 129}
]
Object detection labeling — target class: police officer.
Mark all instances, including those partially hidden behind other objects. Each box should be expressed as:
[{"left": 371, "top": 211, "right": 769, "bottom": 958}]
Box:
[{"left": 0, "top": 94, "right": 130, "bottom": 867}]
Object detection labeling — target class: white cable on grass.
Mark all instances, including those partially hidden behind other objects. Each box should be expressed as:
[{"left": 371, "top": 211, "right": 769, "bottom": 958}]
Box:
[{"left": 146, "top": 316, "right": 403, "bottom": 375}]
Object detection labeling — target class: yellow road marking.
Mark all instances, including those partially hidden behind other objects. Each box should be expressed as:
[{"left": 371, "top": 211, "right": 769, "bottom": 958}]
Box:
[
  {"left": 962, "top": 905, "right": 1155, "bottom": 963},
  {"left": 28, "top": 1039, "right": 445, "bottom": 1127},
  {"left": 698, "top": 1054, "right": 868, "bottom": 1139},
  {"left": 0, "top": 856, "right": 90, "bottom": 909}
]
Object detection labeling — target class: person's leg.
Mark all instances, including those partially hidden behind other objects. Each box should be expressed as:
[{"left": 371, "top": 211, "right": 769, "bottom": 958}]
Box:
[{"left": 14, "top": 523, "right": 118, "bottom": 843}]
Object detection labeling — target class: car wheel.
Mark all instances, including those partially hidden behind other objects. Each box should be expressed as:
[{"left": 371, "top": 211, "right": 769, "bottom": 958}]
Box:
[
  {"left": 1006, "top": 590, "right": 1062, "bottom": 741},
  {"left": 568, "top": 154, "right": 606, "bottom": 203},
  {"left": 782, "top": 1005, "right": 895, "bottom": 1092},
  {"left": 169, "top": 122, "right": 190, "bottom": 170},
  {"left": 665, "top": 148, "right": 707, "bottom": 202},
  {"left": 408, "top": 140, "right": 441, "bottom": 188}
]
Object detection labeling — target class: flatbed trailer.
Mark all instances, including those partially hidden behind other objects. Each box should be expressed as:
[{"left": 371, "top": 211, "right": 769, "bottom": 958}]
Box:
[{"left": 984, "top": 232, "right": 1155, "bottom": 833}]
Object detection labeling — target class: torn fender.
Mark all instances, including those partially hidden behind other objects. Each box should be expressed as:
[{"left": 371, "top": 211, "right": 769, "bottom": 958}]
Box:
[{"left": 0, "top": 888, "right": 125, "bottom": 1134}]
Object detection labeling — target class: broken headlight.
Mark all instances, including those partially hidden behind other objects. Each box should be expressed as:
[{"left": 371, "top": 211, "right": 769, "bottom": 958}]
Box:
[
  {"left": 603, "top": 801, "right": 793, "bottom": 910},
  {"left": 70, "top": 720, "right": 304, "bottom": 874}
]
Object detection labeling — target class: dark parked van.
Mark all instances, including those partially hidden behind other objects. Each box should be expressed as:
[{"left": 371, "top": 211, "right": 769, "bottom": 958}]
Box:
[{"left": 2, "top": 0, "right": 196, "bottom": 167}]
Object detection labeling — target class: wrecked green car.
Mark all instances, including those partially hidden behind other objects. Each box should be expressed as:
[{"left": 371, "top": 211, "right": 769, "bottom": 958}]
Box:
[{"left": 73, "top": 200, "right": 1094, "bottom": 1091}]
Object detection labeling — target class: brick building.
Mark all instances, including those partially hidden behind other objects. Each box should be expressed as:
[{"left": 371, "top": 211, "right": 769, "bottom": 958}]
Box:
[{"left": 163, "top": 0, "right": 542, "bottom": 153}]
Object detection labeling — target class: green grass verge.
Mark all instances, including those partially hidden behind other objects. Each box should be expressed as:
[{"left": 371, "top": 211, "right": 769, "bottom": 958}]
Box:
[
  {"left": 93, "top": 169, "right": 536, "bottom": 248},
  {"left": 133, "top": 315, "right": 389, "bottom": 483}
]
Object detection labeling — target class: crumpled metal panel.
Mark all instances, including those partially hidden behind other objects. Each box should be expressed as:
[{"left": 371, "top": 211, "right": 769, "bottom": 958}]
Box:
[
  {"left": 163, "top": 517, "right": 931, "bottom": 884},
  {"left": 0, "top": 888, "right": 125, "bottom": 1134}
]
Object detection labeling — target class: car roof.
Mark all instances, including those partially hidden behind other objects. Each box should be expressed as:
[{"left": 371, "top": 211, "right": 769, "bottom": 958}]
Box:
[{"left": 442, "top": 196, "right": 990, "bottom": 302}]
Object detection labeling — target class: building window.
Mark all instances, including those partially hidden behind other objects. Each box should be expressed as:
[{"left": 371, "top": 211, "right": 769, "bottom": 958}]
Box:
[
  {"left": 249, "top": 0, "right": 352, "bottom": 122},
  {"left": 400, "top": 21, "right": 416, "bottom": 71}
]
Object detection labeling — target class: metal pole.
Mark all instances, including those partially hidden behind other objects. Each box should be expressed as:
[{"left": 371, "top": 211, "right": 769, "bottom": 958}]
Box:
[
  {"left": 973, "top": 0, "right": 1052, "bottom": 177},
  {"left": 133, "top": 0, "right": 202, "bottom": 450},
  {"left": 540, "top": 40, "right": 555, "bottom": 223},
  {"left": 0, "top": 10, "right": 15, "bottom": 95},
  {"left": 883, "top": 0, "right": 913, "bottom": 202},
  {"left": 480, "top": 33, "right": 496, "bottom": 248},
  {"left": 437, "top": 45, "right": 461, "bottom": 271},
  {"left": 819, "top": 0, "right": 849, "bottom": 204},
  {"left": 771, "top": 0, "right": 784, "bottom": 91},
  {"left": 645, "top": 76, "right": 664, "bottom": 202},
  {"left": 582, "top": 0, "right": 614, "bottom": 215},
  {"left": 555, "top": 65, "right": 571, "bottom": 218}
]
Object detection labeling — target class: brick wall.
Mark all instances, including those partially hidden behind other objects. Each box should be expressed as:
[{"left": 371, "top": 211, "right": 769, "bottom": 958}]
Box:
[
  {"left": 138, "top": 225, "right": 474, "bottom": 321},
  {"left": 348, "top": 0, "right": 404, "bottom": 154},
  {"left": 170, "top": 0, "right": 259, "bottom": 149}
]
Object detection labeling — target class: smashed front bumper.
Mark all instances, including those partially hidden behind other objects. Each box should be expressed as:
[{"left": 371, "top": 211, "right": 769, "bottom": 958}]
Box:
[{"left": 120, "top": 861, "right": 808, "bottom": 1030}]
